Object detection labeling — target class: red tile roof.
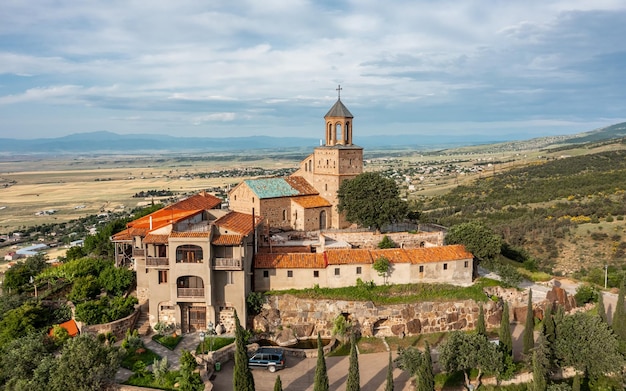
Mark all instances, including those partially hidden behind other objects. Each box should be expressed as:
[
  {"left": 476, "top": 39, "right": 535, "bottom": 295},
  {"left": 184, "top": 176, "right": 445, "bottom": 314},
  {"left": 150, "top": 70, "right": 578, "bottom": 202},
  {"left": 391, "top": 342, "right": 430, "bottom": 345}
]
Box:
[
  {"left": 254, "top": 245, "right": 473, "bottom": 269},
  {"left": 285, "top": 176, "right": 318, "bottom": 195},
  {"left": 212, "top": 234, "right": 244, "bottom": 245},
  {"left": 49, "top": 319, "right": 79, "bottom": 337},
  {"left": 143, "top": 234, "right": 170, "bottom": 244},
  {"left": 404, "top": 245, "right": 473, "bottom": 264},
  {"left": 169, "top": 232, "right": 211, "bottom": 238},
  {"left": 128, "top": 209, "right": 200, "bottom": 233},
  {"left": 112, "top": 229, "right": 132, "bottom": 241},
  {"left": 165, "top": 192, "right": 221, "bottom": 211},
  {"left": 292, "top": 195, "right": 332, "bottom": 209},
  {"left": 215, "top": 211, "right": 261, "bottom": 236},
  {"left": 255, "top": 253, "right": 326, "bottom": 269}
]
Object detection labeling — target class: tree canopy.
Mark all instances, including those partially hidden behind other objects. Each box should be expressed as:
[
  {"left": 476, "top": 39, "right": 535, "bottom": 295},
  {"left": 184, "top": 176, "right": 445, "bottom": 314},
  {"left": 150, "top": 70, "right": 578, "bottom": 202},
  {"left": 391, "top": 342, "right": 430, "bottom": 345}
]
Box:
[
  {"left": 337, "top": 172, "right": 408, "bottom": 231},
  {"left": 445, "top": 221, "right": 503, "bottom": 261}
]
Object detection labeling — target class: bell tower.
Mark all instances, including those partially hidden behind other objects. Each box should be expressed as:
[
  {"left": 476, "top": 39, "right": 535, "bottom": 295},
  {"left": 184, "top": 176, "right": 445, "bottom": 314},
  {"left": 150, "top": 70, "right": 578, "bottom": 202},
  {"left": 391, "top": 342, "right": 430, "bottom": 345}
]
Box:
[{"left": 325, "top": 85, "right": 354, "bottom": 146}]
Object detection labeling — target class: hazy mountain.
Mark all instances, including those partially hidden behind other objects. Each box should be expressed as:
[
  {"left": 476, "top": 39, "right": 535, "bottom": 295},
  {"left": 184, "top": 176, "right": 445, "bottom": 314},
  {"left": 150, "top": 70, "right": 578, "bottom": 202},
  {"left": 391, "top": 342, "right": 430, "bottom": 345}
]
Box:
[{"left": 1, "top": 122, "right": 625, "bottom": 155}]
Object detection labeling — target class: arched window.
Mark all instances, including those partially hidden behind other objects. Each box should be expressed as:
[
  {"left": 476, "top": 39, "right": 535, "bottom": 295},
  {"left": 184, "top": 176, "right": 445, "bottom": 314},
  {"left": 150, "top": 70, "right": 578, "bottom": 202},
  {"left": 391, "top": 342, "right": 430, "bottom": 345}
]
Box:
[
  {"left": 319, "top": 211, "right": 327, "bottom": 230},
  {"left": 346, "top": 121, "right": 351, "bottom": 143},
  {"left": 282, "top": 209, "right": 287, "bottom": 221},
  {"left": 335, "top": 123, "right": 342, "bottom": 142},
  {"left": 176, "top": 245, "right": 203, "bottom": 263}
]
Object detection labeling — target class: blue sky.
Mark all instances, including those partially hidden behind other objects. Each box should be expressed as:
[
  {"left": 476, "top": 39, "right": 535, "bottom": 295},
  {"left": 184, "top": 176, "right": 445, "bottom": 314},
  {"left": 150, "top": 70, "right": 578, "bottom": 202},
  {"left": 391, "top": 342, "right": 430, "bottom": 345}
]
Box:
[{"left": 1, "top": 1, "right": 625, "bottom": 141}]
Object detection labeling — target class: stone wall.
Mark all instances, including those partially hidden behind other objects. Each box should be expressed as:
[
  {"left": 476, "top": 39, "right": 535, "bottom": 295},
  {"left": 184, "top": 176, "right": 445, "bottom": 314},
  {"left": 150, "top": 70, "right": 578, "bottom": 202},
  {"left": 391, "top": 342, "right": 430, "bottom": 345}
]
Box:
[
  {"left": 80, "top": 306, "right": 140, "bottom": 341},
  {"left": 322, "top": 230, "right": 444, "bottom": 249},
  {"left": 253, "top": 295, "right": 502, "bottom": 341}
]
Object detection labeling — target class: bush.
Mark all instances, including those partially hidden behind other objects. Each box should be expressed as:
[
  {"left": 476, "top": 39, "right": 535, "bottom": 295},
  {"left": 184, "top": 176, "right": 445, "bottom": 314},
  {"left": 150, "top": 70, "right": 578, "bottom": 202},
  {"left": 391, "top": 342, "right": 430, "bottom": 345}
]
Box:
[
  {"left": 75, "top": 296, "right": 138, "bottom": 325},
  {"left": 378, "top": 235, "right": 397, "bottom": 249},
  {"left": 68, "top": 275, "right": 101, "bottom": 302},
  {"left": 574, "top": 284, "right": 598, "bottom": 306},
  {"left": 246, "top": 291, "right": 265, "bottom": 315}
]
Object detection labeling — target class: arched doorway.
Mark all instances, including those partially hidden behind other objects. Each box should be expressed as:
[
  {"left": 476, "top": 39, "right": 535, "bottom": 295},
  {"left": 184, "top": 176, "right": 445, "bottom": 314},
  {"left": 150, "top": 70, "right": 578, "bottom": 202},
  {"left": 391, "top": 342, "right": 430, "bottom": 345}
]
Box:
[{"left": 319, "top": 210, "right": 327, "bottom": 230}]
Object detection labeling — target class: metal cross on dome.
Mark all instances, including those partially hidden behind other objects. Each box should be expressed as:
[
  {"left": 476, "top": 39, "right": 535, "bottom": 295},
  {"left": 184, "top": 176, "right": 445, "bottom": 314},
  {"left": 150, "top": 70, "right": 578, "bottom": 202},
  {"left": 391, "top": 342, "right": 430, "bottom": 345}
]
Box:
[{"left": 336, "top": 84, "right": 342, "bottom": 100}]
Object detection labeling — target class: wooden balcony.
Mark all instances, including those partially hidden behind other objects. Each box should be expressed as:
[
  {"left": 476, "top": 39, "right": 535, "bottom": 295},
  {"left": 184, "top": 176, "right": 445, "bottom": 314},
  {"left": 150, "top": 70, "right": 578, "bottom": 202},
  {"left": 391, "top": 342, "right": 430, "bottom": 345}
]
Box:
[
  {"left": 213, "top": 258, "right": 243, "bottom": 270},
  {"left": 132, "top": 248, "right": 145, "bottom": 257},
  {"left": 146, "top": 257, "right": 169, "bottom": 267},
  {"left": 177, "top": 288, "right": 204, "bottom": 298}
]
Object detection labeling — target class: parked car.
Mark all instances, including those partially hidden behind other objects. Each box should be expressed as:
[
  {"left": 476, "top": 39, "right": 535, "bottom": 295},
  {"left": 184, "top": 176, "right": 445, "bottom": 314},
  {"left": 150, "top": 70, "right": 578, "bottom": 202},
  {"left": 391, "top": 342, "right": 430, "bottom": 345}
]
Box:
[{"left": 248, "top": 347, "right": 286, "bottom": 372}]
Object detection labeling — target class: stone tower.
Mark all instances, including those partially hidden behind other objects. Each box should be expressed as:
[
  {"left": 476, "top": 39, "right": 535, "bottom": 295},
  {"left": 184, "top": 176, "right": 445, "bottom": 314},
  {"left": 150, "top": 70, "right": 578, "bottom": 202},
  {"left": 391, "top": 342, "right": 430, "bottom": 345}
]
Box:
[{"left": 295, "top": 86, "right": 364, "bottom": 229}]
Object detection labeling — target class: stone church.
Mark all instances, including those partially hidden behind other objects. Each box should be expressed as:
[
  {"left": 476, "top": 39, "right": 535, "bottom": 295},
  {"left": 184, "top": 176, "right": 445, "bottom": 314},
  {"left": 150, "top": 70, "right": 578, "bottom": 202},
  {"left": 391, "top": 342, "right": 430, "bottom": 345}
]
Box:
[{"left": 228, "top": 92, "right": 363, "bottom": 231}]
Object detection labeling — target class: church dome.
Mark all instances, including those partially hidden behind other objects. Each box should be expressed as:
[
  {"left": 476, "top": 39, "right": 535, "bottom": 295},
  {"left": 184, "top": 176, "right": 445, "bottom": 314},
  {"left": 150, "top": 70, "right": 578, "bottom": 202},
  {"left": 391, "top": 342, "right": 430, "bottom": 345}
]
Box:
[{"left": 325, "top": 99, "right": 353, "bottom": 118}]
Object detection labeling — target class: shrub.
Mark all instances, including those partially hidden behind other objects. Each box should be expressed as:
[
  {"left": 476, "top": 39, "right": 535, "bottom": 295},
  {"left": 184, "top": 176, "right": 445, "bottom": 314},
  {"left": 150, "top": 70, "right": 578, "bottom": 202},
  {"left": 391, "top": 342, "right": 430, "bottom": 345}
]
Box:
[
  {"left": 574, "top": 284, "right": 598, "bottom": 306},
  {"left": 377, "top": 235, "right": 397, "bottom": 249},
  {"left": 68, "top": 275, "right": 101, "bottom": 302},
  {"left": 75, "top": 296, "right": 138, "bottom": 325},
  {"left": 246, "top": 291, "right": 265, "bottom": 315}
]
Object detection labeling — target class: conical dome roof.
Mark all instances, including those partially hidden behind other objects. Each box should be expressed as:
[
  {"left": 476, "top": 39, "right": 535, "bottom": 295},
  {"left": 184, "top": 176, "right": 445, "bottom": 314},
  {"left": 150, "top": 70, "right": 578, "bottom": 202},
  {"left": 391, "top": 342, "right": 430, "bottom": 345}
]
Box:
[{"left": 324, "top": 99, "right": 353, "bottom": 118}]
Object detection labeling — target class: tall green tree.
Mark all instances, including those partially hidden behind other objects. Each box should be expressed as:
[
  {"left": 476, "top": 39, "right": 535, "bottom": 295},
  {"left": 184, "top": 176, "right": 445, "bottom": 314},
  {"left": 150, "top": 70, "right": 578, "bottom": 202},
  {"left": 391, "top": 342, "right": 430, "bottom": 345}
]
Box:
[
  {"left": 373, "top": 256, "right": 392, "bottom": 284},
  {"left": 337, "top": 172, "right": 408, "bottom": 232},
  {"left": 48, "top": 334, "right": 123, "bottom": 391},
  {"left": 499, "top": 301, "right": 513, "bottom": 358},
  {"left": 346, "top": 334, "right": 360, "bottom": 391},
  {"left": 416, "top": 342, "right": 435, "bottom": 391},
  {"left": 394, "top": 347, "right": 423, "bottom": 378},
  {"left": 523, "top": 289, "right": 535, "bottom": 356},
  {"left": 571, "top": 374, "right": 580, "bottom": 391},
  {"left": 444, "top": 221, "right": 503, "bottom": 261},
  {"left": 532, "top": 332, "right": 550, "bottom": 391},
  {"left": 555, "top": 312, "right": 623, "bottom": 381},
  {"left": 313, "top": 333, "right": 329, "bottom": 391},
  {"left": 597, "top": 292, "right": 607, "bottom": 323},
  {"left": 612, "top": 278, "right": 626, "bottom": 353},
  {"left": 476, "top": 303, "right": 486, "bottom": 337},
  {"left": 233, "top": 311, "right": 255, "bottom": 391},
  {"left": 439, "top": 332, "right": 503, "bottom": 390},
  {"left": 385, "top": 351, "right": 394, "bottom": 391},
  {"left": 273, "top": 375, "right": 283, "bottom": 391}
]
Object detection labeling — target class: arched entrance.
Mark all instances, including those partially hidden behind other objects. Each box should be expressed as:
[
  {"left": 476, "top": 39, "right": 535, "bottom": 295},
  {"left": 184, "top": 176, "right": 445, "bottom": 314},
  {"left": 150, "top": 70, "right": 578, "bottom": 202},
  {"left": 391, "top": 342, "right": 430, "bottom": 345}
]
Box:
[{"left": 319, "top": 210, "right": 327, "bottom": 230}]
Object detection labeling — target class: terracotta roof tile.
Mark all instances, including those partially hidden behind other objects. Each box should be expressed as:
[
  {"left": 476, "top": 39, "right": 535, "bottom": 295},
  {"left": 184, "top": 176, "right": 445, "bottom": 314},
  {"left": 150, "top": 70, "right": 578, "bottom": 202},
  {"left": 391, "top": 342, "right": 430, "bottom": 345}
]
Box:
[
  {"left": 165, "top": 192, "right": 221, "bottom": 211},
  {"left": 255, "top": 253, "right": 326, "bottom": 269},
  {"left": 212, "top": 234, "right": 244, "bottom": 245},
  {"left": 284, "top": 176, "right": 318, "bottom": 195},
  {"left": 169, "top": 232, "right": 211, "bottom": 238},
  {"left": 49, "top": 319, "right": 79, "bottom": 337},
  {"left": 369, "top": 249, "right": 411, "bottom": 263},
  {"left": 215, "top": 211, "right": 261, "bottom": 236},
  {"left": 292, "top": 195, "right": 331, "bottom": 208},
  {"left": 325, "top": 249, "right": 373, "bottom": 265},
  {"left": 404, "top": 245, "right": 473, "bottom": 264},
  {"left": 128, "top": 209, "right": 200, "bottom": 233},
  {"left": 143, "top": 234, "right": 170, "bottom": 244},
  {"left": 112, "top": 228, "right": 132, "bottom": 241}
]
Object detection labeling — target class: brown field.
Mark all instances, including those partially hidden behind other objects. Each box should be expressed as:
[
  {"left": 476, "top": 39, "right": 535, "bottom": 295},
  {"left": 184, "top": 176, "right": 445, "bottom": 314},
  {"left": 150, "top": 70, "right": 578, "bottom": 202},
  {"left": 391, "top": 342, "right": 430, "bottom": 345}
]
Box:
[{"left": 0, "top": 155, "right": 298, "bottom": 233}]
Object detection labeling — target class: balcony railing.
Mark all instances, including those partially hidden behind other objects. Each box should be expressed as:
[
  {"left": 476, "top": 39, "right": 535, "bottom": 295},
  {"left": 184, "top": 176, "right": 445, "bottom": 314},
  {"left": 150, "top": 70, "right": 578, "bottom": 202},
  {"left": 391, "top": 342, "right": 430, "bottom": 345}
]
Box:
[
  {"left": 177, "top": 288, "right": 204, "bottom": 298},
  {"left": 132, "top": 248, "right": 145, "bottom": 257},
  {"left": 146, "top": 257, "right": 169, "bottom": 267},
  {"left": 213, "top": 258, "right": 243, "bottom": 270}
]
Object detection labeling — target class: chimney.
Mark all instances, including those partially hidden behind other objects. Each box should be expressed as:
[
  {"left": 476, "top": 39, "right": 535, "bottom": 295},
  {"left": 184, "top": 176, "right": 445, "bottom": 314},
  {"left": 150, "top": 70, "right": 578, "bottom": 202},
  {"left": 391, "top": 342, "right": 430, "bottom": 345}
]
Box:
[{"left": 149, "top": 216, "right": 153, "bottom": 230}]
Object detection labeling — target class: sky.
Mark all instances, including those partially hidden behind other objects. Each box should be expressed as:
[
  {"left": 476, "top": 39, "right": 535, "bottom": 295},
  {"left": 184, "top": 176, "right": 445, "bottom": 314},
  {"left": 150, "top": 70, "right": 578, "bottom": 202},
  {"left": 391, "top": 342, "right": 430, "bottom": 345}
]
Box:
[{"left": 1, "top": 1, "right": 626, "bottom": 141}]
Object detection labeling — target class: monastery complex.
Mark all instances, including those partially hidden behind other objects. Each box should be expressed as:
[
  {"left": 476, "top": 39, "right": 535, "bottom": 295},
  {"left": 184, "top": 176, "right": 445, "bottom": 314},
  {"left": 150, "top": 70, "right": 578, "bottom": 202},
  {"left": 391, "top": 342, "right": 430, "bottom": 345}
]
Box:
[{"left": 112, "top": 92, "right": 474, "bottom": 334}]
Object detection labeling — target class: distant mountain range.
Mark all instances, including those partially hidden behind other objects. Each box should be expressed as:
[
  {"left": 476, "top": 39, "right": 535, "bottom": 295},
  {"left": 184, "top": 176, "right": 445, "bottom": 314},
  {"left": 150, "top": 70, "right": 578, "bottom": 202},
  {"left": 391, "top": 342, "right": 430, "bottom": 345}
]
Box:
[{"left": 1, "top": 122, "right": 625, "bottom": 155}]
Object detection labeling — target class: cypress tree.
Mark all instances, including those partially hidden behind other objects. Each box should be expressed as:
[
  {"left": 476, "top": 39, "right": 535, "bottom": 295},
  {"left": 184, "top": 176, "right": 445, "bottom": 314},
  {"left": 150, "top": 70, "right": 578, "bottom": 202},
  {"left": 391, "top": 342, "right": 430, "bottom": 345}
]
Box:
[
  {"left": 313, "top": 333, "right": 329, "bottom": 391},
  {"left": 499, "top": 301, "right": 513, "bottom": 358},
  {"left": 476, "top": 303, "right": 487, "bottom": 338},
  {"left": 273, "top": 375, "right": 283, "bottom": 391},
  {"left": 346, "top": 333, "right": 360, "bottom": 391},
  {"left": 597, "top": 292, "right": 607, "bottom": 323},
  {"left": 542, "top": 302, "right": 555, "bottom": 345},
  {"left": 416, "top": 341, "right": 435, "bottom": 391},
  {"left": 532, "top": 332, "right": 549, "bottom": 391},
  {"left": 385, "top": 350, "right": 394, "bottom": 391},
  {"left": 523, "top": 289, "right": 535, "bottom": 356},
  {"left": 233, "top": 311, "right": 255, "bottom": 391},
  {"left": 572, "top": 373, "right": 580, "bottom": 391},
  {"left": 613, "top": 278, "right": 626, "bottom": 353}
]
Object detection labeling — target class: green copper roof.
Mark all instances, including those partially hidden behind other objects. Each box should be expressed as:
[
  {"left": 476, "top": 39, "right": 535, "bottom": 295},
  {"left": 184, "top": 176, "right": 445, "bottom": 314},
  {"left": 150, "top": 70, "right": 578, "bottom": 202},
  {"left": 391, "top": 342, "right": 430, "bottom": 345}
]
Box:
[{"left": 244, "top": 178, "right": 301, "bottom": 199}]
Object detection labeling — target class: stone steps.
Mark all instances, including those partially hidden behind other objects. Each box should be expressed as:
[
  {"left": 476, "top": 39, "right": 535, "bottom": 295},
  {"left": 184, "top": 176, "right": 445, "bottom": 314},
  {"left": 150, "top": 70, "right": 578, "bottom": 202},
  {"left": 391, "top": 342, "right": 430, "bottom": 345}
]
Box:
[{"left": 136, "top": 311, "right": 152, "bottom": 336}]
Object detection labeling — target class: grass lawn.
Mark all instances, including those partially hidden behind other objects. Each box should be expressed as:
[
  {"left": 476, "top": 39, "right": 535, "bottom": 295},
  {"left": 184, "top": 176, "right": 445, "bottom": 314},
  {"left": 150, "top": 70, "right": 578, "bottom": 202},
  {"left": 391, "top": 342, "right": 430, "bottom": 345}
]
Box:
[
  {"left": 152, "top": 334, "right": 183, "bottom": 350},
  {"left": 196, "top": 336, "right": 235, "bottom": 354},
  {"left": 386, "top": 331, "right": 449, "bottom": 351},
  {"left": 125, "top": 370, "right": 185, "bottom": 390},
  {"left": 121, "top": 348, "right": 161, "bottom": 370},
  {"left": 356, "top": 337, "right": 386, "bottom": 354}
]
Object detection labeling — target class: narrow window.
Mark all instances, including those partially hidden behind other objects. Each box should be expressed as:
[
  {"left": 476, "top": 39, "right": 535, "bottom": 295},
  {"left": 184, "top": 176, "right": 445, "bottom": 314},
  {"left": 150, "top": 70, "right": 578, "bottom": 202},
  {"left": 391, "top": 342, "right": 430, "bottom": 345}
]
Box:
[
  {"left": 287, "top": 270, "right": 293, "bottom": 278},
  {"left": 158, "top": 270, "right": 168, "bottom": 284},
  {"left": 226, "top": 271, "right": 234, "bottom": 285},
  {"left": 263, "top": 270, "right": 269, "bottom": 278},
  {"left": 334, "top": 268, "right": 340, "bottom": 276},
  {"left": 419, "top": 265, "right": 424, "bottom": 273},
  {"left": 356, "top": 266, "right": 362, "bottom": 274},
  {"left": 464, "top": 261, "right": 469, "bottom": 268},
  {"left": 252, "top": 197, "right": 255, "bottom": 203},
  {"left": 313, "top": 270, "right": 319, "bottom": 278},
  {"left": 443, "top": 263, "right": 448, "bottom": 270},
  {"left": 325, "top": 184, "right": 328, "bottom": 191},
  {"left": 282, "top": 209, "right": 287, "bottom": 221}
]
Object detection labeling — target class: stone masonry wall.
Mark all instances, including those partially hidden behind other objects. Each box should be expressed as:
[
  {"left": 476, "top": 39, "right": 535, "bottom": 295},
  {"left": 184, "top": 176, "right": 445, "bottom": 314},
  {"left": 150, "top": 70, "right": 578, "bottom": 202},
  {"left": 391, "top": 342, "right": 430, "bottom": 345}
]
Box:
[
  {"left": 80, "top": 307, "right": 140, "bottom": 341},
  {"left": 253, "top": 295, "right": 502, "bottom": 342},
  {"left": 322, "top": 231, "right": 444, "bottom": 249}
]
